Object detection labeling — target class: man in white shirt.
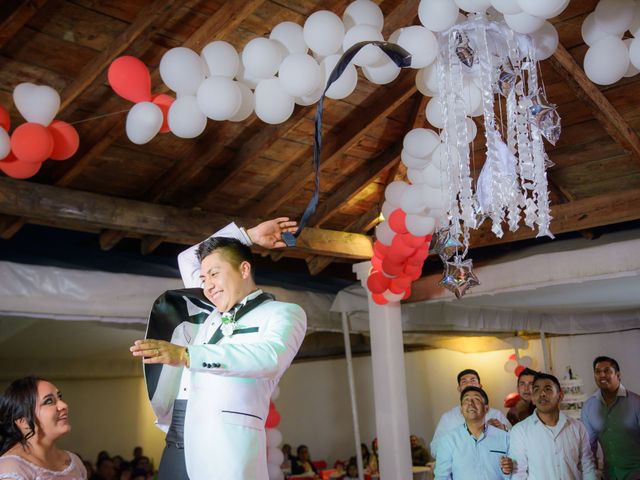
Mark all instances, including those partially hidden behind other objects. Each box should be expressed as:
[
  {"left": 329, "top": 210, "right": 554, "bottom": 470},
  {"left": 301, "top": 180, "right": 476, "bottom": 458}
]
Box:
[
  {"left": 510, "top": 372, "right": 596, "bottom": 480},
  {"left": 130, "top": 218, "right": 307, "bottom": 480},
  {"left": 431, "top": 369, "right": 511, "bottom": 459}
]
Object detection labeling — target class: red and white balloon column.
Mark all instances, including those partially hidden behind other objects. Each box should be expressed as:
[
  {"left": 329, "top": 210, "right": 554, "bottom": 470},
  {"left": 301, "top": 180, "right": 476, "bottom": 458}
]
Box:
[
  {"left": 265, "top": 388, "right": 284, "bottom": 480},
  {"left": 0, "top": 84, "right": 79, "bottom": 180}
]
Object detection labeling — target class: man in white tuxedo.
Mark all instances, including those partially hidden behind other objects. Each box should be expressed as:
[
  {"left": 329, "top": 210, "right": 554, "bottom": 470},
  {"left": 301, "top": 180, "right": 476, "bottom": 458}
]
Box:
[{"left": 130, "top": 218, "right": 306, "bottom": 480}]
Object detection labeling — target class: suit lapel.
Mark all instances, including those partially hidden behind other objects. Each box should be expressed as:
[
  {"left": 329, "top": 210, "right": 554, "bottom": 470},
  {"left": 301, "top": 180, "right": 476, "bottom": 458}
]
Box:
[{"left": 207, "top": 292, "right": 274, "bottom": 344}]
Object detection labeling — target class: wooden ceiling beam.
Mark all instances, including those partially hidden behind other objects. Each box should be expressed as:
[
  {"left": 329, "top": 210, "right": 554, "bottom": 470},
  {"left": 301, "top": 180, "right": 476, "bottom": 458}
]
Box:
[
  {"left": 253, "top": 71, "right": 418, "bottom": 217},
  {"left": 550, "top": 44, "right": 640, "bottom": 164},
  {"left": 0, "top": 177, "right": 373, "bottom": 260},
  {"left": 0, "top": 0, "right": 49, "bottom": 50}
]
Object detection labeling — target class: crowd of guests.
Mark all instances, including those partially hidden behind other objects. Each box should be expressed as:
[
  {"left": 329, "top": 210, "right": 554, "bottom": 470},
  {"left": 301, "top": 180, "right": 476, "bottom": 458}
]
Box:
[
  {"left": 84, "top": 448, "right": 155, "bottom": 480},
  {"left": 431, "top": 356, "right": 640, "bottom": 479}
]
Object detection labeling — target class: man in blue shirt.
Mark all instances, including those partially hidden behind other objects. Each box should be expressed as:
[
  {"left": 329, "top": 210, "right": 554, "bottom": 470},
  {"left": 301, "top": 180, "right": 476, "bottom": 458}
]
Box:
[
  {"left": 581, "top": 356, "right": 640, "bottom": 480},
  {"left": 434, "top": 386, "right": 512, "bottom": 480}
]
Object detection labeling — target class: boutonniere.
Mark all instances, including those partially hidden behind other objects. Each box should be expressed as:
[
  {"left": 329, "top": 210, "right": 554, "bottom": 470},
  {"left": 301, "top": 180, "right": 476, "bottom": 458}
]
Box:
[{"left": 220, "top": 311, "right": 237, "bottom": 337}]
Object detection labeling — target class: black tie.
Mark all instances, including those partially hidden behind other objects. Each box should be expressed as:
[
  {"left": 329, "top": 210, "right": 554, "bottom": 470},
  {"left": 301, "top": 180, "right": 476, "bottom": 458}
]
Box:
[{"left": 207, "top": 292, "right": 274, "bottom": 344}]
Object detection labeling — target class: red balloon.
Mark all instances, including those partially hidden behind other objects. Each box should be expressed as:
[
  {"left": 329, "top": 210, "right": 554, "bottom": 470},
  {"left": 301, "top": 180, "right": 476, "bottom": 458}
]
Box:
[
  {"left": 152, "top": 93, "right": 174, "bottom": 133},
  {"left": 382, "top": 256, "right": 405, "bottom": 276},
  {"left": 514, "top": 365, "right": 526, "bottom": 377},
  {"left": 389, "top": 275, "right": 412, "bottom": 294},
  {"left": 11, "top": 123, "right": 53, "bottom": 163},
  {"left": 372, "top": 292, "right": 388, "bottom": 305},
  {"left": 0, "top": 153, "right": 42, "bottom": 179},
  {"left": 367, "top": 270, "right": 390, "bottom": 294},
  {"left": 108, "top": 56, "right": 152, "bottom": 103},
  {"left": 504, "top": 392, "right": 520, "bottom": 408},
  {"left": 388, "top": 209, "right": 408, "bottom": 234},
  {"left": 371, "top": 254, "right": 383, "bottom": 271},
  {"left": 402, "top": 287, "right": 412, "bottom": 300},
  {"left": 265, "top": 408, "right": 281, "bottom": 428},
  {"left": 391, "top": 235, "right": 416, "bottom": 258},
  {"left": 399, "top": 233, "right": 427, "bottom": 249},
  {"left": 508, "top": 353, "right": 517, "bottom": 361},
  {"left": 373, "top": 240, "right": 389, "bottom": 257},
  {"left": 404, "top": 264, "right": 422, "bottom": 280},
  {"left": 0, "top": 105, "right": 9, "bottom": 131},
  {"left": 48, "top": 120, "right": 79, "bottom": 160}
]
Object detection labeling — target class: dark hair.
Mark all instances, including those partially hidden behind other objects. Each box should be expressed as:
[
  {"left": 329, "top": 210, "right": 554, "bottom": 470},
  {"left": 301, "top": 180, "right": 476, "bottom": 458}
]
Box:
[
  {"left": 533, "top": 372, "right": 561, "bottom": 391},
  {"left": 518, "top": 368, "right": 537, "bottom": 380},
  {"left": 460, "top": 386, "right": 489, "bottom": 405},
  {"left": 196, "top": 237, "right": 254, "bottom": 277},
  {"left": 297, "top": 444, "right": 309, "bottom": 456},
  {"left": 593, "top": 356, "right": 620, "bottom": 372},
  {"left": 457, "top": 369, "right": 480, "bottom": 385},
  {"left": 0, "top": 376, "right": 44, "bottom": 454}
]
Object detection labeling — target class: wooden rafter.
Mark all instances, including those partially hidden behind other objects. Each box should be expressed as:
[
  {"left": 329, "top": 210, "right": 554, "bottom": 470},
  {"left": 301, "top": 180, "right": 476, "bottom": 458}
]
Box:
[
  {"left": 0, "top": 177, "right": 373, "bottom": 260},
  {"left": 0, "top": 0, "right": 49, "bottom": 50},
  {"left": 253, "top": 71, "right": 418, "bottom": 217},
  {"left": 550, "top": 44, "right": 640, "bottom": 163}
]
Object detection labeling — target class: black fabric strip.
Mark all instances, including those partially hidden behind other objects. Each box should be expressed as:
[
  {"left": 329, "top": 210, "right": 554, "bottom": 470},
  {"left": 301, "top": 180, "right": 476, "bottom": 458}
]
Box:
[{"left": 221, "top": 410, "right": 263, "bottom": 420}]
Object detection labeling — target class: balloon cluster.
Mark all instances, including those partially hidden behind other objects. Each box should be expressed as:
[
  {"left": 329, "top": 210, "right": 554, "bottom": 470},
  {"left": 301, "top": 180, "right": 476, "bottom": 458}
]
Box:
[
  {"left": 503, "top": 352, "right": 535, "bottom": 377},
  {"left": 265, "top": 388, "right": 284, "bottom": 480},
  {"left": 0, "top": 84, "right": 80, "bottom": 179},
  {"left": 581, "top": 0, "right": 640, "bottom": 85},
  {"left": 108, "top": 56, "right": 174, "bottom": 145}
]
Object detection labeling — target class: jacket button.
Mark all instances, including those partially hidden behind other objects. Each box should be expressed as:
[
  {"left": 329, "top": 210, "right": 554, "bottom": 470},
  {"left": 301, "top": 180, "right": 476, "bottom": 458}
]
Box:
[
  {"left": 212, "top": 363, "right": 221, "bottom": 368},
  {"left": 202, "top": 362, "right": 207, "bottom": 368}
]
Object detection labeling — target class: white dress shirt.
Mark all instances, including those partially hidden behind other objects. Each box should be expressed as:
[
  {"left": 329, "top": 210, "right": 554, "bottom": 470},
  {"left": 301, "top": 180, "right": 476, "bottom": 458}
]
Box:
[
  {"left": 510, "top": 411, "right": 597, "bottom": 480},
  {"left": 431, "top": 405, "right": 511, "bottom": 458}
]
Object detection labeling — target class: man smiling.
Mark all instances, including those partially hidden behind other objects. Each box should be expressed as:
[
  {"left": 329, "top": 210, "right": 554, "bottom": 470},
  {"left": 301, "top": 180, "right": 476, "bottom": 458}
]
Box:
[
  {"left": 581, "top": 356, "right": 640, "bottom": 480},
  {"left": 131, "top": 219, "right": 306, "bottom": 480}
]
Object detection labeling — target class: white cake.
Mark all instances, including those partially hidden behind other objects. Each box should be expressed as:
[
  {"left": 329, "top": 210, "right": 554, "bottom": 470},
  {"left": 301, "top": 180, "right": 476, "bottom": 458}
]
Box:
[{"left": 560, "top": 378, "right": 587, "bottom": 419}]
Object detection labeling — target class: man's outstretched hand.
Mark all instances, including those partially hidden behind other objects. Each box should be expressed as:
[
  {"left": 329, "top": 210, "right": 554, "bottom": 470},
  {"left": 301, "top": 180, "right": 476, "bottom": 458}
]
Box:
[{"left": 247, "top": 217, "right": 297, "bottom": 249}]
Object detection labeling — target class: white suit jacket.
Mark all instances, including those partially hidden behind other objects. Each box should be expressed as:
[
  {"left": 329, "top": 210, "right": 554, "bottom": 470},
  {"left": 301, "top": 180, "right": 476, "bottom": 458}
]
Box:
[{"left": 155, "top": 223, "right": 307, "bottom": 480}]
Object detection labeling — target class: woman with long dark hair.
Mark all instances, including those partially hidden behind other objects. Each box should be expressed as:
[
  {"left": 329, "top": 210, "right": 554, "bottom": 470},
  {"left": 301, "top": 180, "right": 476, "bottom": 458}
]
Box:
[{"left": 0, "top": 376, "right": 86, "bottom": 479}]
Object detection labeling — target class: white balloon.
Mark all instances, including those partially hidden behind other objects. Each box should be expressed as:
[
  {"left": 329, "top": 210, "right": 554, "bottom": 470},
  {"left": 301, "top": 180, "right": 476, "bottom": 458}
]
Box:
[
  {"left": 584, "top": 36, "right": 629, "bottom": 85},
  {"left": 266, "top": 462, "right": 284, "bottom": 480},
  {"left": 0, "top": 128, "right": 10, "bottom": 159},
  {"left": 630, "top": 3, "right": 640, "bottom": 37},
  {"left": 267, "top": 447, "right": 284, "bottom": 466},
  {"left": 12, "top": 83, "right": 60, "bottom": 126},
  {"left": 464, "top": 117, "right": 477, "bottom": 142},
  {"left": 624, "top": 39, "right": 640, "bottom": 76},
  {"left": 430, "top": 142, "right": 459, "bottom": 170},
  {"left": 385, "top": 180, "right": 409, "bottom": 206},
  {"left": 403, "top": 128, "right": 440, "bottom": 158},
  {"left": 422, "top": 162, "right": 447, "bottom": 188},
  {"left": 160, "top": 47, "right": 206, "bottom": 95},
  {"left": 383, "top": 290, "right": 405, "bottom": 303},
  {"left": 229, "top": 82, "right": 255, "bottom": 122},
  {"left": 304, "top": 10, "right": 345, "bottom": 56},
  {"left": 271, "top": 385, "right": 280, "bottom": 400},
  {"left": 405, "top": 213, "right": 436, "bottom": 236},
  {"left": 125, "top": 101, "right": 163, "bottom": 145},
  {"left": 594, "top": 0, "right": 635, "bottom": 35},
  {"left": 400, "top": 184, "right": 427, "bottom": 214},
  {"left": 401, "top": 150, "right": 430, "bottom": 169},
  {"left": 425, "top": 97, "right": 444, "bottom": 129},
  {"left": 196, "top": 76, "right": 242, "bottom": 121},
  {"left": 547, "top": 0, "right": 570, "bottom": 17},
  {"left": 235, "top": 62, "right": 260, "bottom": 89},
  {"left": 363, "top": 56, "right": 400, "bottom": 84},
  {"left": 455, "top": 0, "right": 491, "bottom": 13},
  {"left": 418, "top": 0, "right": 459, "bottom": 32},
  {"left": 375, "top": 220, "right": 396, "bottom": 245},
  {"left": 201, "top": 41, "right": 239, "bottom": 78},
  {"left": 343, "top": 24, "right": 384, "bottom": 66},
  {"left": 242, "top": 38, "right": 283, "bottom": 79},
  {"left": 254, "top": 79, "right": 295, "bottom": 124},
  {"left": 581, "top": 13, "right": 611, "bottom": 47},
  {"left": 504, "top": 359, "right": 518, "bottom": 373},
  {"left": 422, "top": 185, "right": 448, "bottom": 209},
  {"left": 321, "top": 55, "right": 358, "bottom": 99},
  {"left": 490, "top": 0, "right": 522, "bottom": 15},
  {"left": 629, "top": 37, "right": 640, "bottom": 70},
  {"left": 343, "top": 0, "right": 384, "bottom": 31},
  {"left": 530, "top": 21, "right": 559, "bottom": 60},
  {"left": 381, "top": 201, "right": 395, "bottom": 220},
  {"left": 520, "top": 355, "right": 534, "bottom": 368},
  {"left": 504, "top": 12, "right": 545, "bottom": 34},
  {"left": 461, "top": 78, "right": 481, "bottom": 115},
  {"left": 168, "top": 95, "right": 207, "bottom": 138},
  {"left": 278, "top": 53, "right": 321, "bottom": 97},
  {"left": 415, "top": 63, "right": 439, "bottom": 96},
  {"left": 270, "top": 22, "right": 307, "bottom": 55},
  {"left": 294, "top": 83, "right": 324, "bottom": 106},
  {"left": 266, "top": 428, "right": 283, "bottom": 447},
  {"left": 517, "top": 0, "right": 564, "bottom": 19},
  {"left": 407, "top": 168, "right": 425, "bottom": 185},
  {"left": 394, "top": 26, "right": 438, "bottom": 69}
]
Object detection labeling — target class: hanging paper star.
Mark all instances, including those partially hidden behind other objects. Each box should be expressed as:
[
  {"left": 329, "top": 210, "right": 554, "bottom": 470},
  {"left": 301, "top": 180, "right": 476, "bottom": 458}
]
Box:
[
  {"left": 528, "top": 92, "right": 561, "bottom": 145},
  {"left": 429, "top": 227, "right": 463, "bottom": 261},
  {"left": 438, "top": 256, "right": 480, "bottom": 299},
  {"left": 455, "top": 31, "right": 475, "bottom": 68}
]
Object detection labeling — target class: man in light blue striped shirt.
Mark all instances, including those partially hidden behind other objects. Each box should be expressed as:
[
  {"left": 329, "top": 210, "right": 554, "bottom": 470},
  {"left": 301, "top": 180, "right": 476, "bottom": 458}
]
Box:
[{"left": 435, "top": 386, "right": 512, "bottom": 480}]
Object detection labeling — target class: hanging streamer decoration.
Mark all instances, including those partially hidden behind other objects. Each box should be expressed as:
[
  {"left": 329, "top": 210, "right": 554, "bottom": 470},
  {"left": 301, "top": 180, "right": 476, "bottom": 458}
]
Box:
[{"left": 281, "top": 41, "right": 412, "bottom": 247}]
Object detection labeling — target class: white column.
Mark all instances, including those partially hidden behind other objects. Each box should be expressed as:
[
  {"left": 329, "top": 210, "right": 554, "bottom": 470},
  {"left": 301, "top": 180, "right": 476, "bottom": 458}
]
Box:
[{"left": 353, "top": 261, "right": 412, "bottom": 480}]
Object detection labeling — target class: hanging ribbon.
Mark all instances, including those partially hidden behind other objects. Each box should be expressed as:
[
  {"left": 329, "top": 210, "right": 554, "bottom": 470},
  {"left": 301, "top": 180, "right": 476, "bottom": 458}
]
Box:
[{"left": 282, "top": 41, "right": 412, "bottom": 247}]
